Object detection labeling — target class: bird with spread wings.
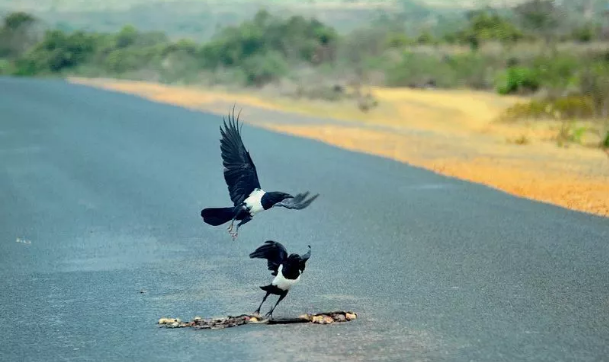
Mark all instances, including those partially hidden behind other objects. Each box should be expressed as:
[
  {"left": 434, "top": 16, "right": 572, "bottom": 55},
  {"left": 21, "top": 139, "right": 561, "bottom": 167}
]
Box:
[
  {"left": 249, "top": 240, "right": 311, "bottom": 318},
  {"left": 200, "top": 106, "right": 320, "bottom": 240}
]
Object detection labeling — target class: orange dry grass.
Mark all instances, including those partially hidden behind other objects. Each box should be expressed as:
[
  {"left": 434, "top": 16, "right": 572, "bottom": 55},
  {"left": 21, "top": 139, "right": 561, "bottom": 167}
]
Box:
[
  {"left": 69, "top": 77, "right": 280, "bottom": 112},
  {"left": 68, "top": 77, "right": 609, "bottom": 218},
  {"left": 260, "top": 124, "right": 609, "bottom": 217},
  {"left": 368, "top": 86, "right": 524, "bottom": 133}
]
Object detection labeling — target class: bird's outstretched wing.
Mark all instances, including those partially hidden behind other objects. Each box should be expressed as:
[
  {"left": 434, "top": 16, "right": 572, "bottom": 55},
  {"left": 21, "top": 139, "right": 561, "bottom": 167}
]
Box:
[
  {"left": 274, "top": 191, "right": 320, "bottom": 210},
  {"left": 219, "top": 106, "right": 261, "bottom": 206},
  {"left": 299, "top": 245, "right": 311, "bottom": 273},
  {"left": 249, "top": 240, "right": 288, "bottom": 276}
]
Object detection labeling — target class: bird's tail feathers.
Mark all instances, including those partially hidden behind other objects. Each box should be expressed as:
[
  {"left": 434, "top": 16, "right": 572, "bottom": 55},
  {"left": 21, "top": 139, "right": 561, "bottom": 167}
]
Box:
[
  {"left": 200, "top": 207, "right": 236, "bottom": 226},
  {"left": 260, "top": 284, "right": 275, "bottom": 292}
]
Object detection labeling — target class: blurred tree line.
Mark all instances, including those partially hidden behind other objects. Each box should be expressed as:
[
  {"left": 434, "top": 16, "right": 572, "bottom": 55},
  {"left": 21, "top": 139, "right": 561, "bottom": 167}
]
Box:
[
  {"left": 1, "top": 0, "right": 609, "bottom": 128},
  {"left": 1, "top": 9, "right": 337, "bottom": 87}
]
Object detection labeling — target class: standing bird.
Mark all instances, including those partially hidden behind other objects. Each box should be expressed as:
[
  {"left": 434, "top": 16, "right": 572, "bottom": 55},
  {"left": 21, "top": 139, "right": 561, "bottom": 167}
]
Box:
[
  {"left": 249, "top": 240, "right": 311, "bottom": 319},
  {"left": 200, "top": 107, "right": 320, "bottom": 240}
]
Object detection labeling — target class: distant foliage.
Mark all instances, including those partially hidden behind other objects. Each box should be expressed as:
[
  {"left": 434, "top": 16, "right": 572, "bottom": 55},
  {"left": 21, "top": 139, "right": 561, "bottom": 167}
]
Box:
[
  {"left": 1, "top": 0, "right": 609, "bottom": 116},
  {"left": 602, "top": 132, "right": 609, "bottom": 149},
  {"left": 533, "top": 55, "right": 579, "bottom": 92},
  {"left": 495, "top": 66, "right": 540, "bottom": 95},
  {"left": 513, "top": 0, "right": 559, "bottom": 42},
  {"left": 579, "top": 62, "right": 609, "bottom": 118},
  {"left": 500, "top": 96, "right": 596, "bottom": 121},
  {"left": 494, "top": 54, "right": 582, "bottom": 96},
  {"left": 456, "top": 9, "right": 524, "bottom": 47},
  {"left": 199, "top": 10, "right": 337, "bottom": 85},
  {"left": 15, "top": 30, "right": 97, "bottom": 75},
  {"left": 241, "top": 50, "right": 289, "bottom": 86},
  {"left": 571, "top": 24, "right": 599, "bottom": 43},
  {"left": 0, "top": 58, "right": 14, "bottom": 74},
  {"left": 0, "top": 11, "right": 39, "bottom": 58},
  {"left": 2, "top": 10, "right": 339, "bottom": 87},
  {"left": 415, "top": 30, "right": 435, "bottom": 45}
]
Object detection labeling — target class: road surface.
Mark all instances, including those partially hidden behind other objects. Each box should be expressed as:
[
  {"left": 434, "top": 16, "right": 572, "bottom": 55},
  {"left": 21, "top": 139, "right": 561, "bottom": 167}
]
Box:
[{"left": 1, "top": 77, "right": 608, "bottom": 362}]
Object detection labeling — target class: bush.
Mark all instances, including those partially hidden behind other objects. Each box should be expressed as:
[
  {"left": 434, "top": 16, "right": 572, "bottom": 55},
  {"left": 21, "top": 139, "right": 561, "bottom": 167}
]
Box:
[
  {"left": 385, "top": 52, "right": 456, "bottom": 88},
  {"left": 0, "top": 58, "right": 14, "bottom": 74},
  {"left": 14, "top": 30, "right": 97, "bottom": 74},
  {"left": 0, "top": 12, "right": 38, "bottom": 59},
  {"left": 416, "top": 31, "right": 435, "bottom": 45},
  {"left": 385, "top": 51, "right": 502, "bottom": 89},
  {"left": 454, "top": 9, "right": 524, "bottom": 49},
  {"left": 499, "top": 100, "right": 547, "bottom": 120},
  {"left": 499, "top": 95, "right": 596, "bottom": 121},
  {"left": 158, "top": 52, "right": 199, "bottom": 84},
  {"left": 552, "top": 96, "right": 596, "bottom": 118},
  {"left": 242, "top": 51, "right": 289, "bottom": 87},
  {"left": 385, "top": 33, "right": 412, "bottom": 48},
  {"left": 571, "top": 24, "right": 598, "bottom": 43},
  {"left": 443, "top": 53, "right": 495, "bottom": 89},
  {"left": 533, "top": 54, "right": 579, "bottom": 92},
  {"left": 579, "top": 62, "right": 609, "bottom": 117},
  {"left": 602, "top": 131, "right": 609, "bottom": 149},
  {"left": 495, "top": 66, "right": 540, "bottom": 95},
  {"left": 103, "top": 46, "right": 164, "bottom": 74},
  {"left": 199, "top": 11, "right": 337, "bottom": 69}
]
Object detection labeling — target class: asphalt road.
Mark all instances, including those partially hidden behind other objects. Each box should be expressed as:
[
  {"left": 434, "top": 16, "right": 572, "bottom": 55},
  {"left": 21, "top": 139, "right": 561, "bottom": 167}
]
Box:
[{"left": 1, "top": 77, "right": 608, "bottom": 362}]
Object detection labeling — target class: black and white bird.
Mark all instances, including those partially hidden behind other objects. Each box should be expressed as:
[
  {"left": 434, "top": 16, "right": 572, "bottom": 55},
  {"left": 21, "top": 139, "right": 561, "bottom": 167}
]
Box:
[
  {"left": 249, "top": 240, "right": 311, "bottom": 319},
  {"left": 200, "top": 107, "right": 319, "bottom": 240}
]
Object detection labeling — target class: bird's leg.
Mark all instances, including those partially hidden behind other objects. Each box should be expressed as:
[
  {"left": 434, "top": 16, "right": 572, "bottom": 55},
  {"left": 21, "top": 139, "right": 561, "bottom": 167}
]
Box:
[
  {"left": 264, "top": 292, "right": 287, "bottom": 319},
  {"left": 227, "top": 210, "right": 240, "bottom": 235},
  {"left": 254, "top": 291, "right": 271, "bottom": 316},
  {"left": 230, "top": 216, "right": 252, "bottom": 240},
  {"left": 227, "top": 206, "right": 245, "bottom": 236},
  {"left": 227, "top": 219, "right": 235, "bottom": 233},
  {"left": 228, "top": 218, "right": 240, "bottom": 239}
]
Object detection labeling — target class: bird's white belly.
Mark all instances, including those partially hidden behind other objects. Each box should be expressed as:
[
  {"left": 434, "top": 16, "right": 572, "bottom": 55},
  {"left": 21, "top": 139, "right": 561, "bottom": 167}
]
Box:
[
  {"left": 272, "top": 265, "right": 300, "bottom": 290},
  {"left": 244, "top": 188, "right": 266, "bottom": 215}
]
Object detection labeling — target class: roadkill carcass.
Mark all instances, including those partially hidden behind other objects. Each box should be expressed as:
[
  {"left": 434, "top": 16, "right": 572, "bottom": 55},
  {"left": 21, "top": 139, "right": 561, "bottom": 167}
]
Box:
[{"left": 158, "top": 311, "right": 358, "bottom": 330}]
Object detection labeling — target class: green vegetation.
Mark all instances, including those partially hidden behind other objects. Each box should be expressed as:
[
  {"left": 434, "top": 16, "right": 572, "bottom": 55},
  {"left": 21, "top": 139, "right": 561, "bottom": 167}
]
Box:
[
  {"left": 1, "top": 0, "right": 609, "bottom": 148},
  {"left": 0, "top": 12, "right": 38, "bottom": 59}
]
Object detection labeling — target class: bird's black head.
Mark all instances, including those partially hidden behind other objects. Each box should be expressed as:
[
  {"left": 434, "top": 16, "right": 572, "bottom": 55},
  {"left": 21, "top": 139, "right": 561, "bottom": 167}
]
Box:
[
  {"left": 279, "top": 245, "right": 311, "bottom": 279},
  {"left": 289, "top": 245, "right": 311, "bottom": 267},
  {"left": 287, "top": 253, "right": 302, "bottom": 262},
  {"left": 261, "top": 191, "right": 293, "bottom": 210}
]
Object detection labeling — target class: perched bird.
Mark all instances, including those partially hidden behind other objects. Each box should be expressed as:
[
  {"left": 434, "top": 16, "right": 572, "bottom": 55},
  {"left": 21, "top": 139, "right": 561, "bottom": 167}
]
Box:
[
  {"left": 200, "top": 106, "right": 320, "bottom": 240},
  {"left": 249, "top": 240, "right": 311, "bottom": 318}
]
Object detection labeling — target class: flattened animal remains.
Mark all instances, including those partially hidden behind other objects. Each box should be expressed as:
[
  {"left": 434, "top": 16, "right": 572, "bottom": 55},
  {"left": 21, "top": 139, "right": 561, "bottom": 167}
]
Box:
[{"left": 158, "top": 311, "right": 357, "bottom": 330}]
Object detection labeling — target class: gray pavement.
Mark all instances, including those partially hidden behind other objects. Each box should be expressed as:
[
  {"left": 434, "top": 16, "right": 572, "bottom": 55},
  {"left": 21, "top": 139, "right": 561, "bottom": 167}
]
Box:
[{"left": 1, "top": 77, "right": 608, "bottom": 362}]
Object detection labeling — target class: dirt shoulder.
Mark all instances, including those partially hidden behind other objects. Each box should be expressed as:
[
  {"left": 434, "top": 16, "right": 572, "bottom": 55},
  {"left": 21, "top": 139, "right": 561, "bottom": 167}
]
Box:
[{"left": 68, "top": 77, "right": 609, "bottom": 218}]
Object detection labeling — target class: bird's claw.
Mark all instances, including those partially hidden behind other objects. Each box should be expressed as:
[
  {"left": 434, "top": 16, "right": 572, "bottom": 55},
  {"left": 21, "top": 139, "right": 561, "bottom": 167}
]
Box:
[
  {"left": 229, "top": 230, "right": 238, "bottom": 240},
  {"left": 264, "top": 312, "right": 273, "bottom": 319}
]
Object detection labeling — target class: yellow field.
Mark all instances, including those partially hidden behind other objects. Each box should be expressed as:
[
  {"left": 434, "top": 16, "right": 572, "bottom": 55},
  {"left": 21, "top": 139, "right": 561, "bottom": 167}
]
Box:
[{"left": 68, "top": 77, "right": 609, "bottom": 218}]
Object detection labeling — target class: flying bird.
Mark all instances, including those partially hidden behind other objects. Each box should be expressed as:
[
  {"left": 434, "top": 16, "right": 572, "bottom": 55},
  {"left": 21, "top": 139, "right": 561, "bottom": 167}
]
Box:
[
  {"left": 200, "top": 106, "right": 319, "bottom": 240},
  {"left": 249, "top": 240, "right": 311, "bottom": 319}
]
